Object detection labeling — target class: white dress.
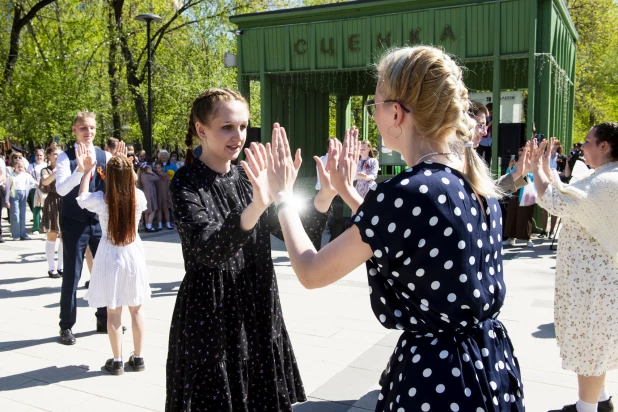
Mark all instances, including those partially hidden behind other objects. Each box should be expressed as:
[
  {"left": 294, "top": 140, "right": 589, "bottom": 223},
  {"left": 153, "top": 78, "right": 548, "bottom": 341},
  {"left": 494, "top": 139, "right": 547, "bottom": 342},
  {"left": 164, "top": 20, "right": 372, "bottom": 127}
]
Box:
[
  {"left": 77, "top": 190, "right": 151, "bottom": 309},
  {"left": 538, "top": 165, "right": 618, "bottom": 376}
]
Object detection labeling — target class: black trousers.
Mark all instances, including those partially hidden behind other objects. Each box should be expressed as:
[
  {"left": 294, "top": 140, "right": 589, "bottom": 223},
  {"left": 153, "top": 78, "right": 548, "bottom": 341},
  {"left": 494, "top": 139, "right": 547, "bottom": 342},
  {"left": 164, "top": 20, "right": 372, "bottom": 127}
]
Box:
[{"left": 59, "top": 216, "right": 107, "bottom": 330}]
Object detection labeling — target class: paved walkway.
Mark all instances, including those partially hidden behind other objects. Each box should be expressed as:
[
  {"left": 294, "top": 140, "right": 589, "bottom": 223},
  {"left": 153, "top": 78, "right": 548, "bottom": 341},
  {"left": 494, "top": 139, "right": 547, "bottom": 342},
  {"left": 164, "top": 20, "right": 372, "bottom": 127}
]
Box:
[{"left": 0, "top": 213, "right": 617, "bottom": 412}]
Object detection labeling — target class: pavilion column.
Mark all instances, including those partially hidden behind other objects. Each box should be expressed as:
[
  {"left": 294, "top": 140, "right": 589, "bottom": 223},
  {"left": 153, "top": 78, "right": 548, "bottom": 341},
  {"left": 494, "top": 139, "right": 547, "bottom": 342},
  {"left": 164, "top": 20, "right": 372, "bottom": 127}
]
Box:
[
  {"left": 491, "top": 1, "right": 501, "bottom": 176},
  {"left": 526, "top": 0, "right": 538, "bottom": 145},
  {"left": 336, "top": 95, "right": 351, "bottom": 141}
]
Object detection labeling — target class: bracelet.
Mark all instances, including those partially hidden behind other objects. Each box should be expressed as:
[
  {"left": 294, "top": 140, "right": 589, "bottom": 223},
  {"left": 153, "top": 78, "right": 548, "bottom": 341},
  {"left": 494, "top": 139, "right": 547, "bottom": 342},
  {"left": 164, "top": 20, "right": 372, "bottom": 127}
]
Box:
[{"left": 276, "top": 201, "right": 292, "bottom": 214}]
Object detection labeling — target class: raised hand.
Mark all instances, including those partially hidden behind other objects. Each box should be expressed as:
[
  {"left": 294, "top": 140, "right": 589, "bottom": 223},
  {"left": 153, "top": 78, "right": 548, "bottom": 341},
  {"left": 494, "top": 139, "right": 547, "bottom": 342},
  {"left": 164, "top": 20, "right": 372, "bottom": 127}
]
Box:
[
  {"left": 530, "top": 137, "right": 548, "bottom": 173},
  {"left": 314, "top": 151, "right": 337, "bottom": 198},
  {"left": 241, "top": 142, "right": 271, "bottom": 210},
  {"left": 513, "top": 144, "right": 529, "bottom": 179},
  {"left": 542, "top": 137, "right": 556, "bottom": 176},
  {"left": 266, "top": 123, "right": 301, "bottom": 205},
  {"left": 329, "top": 126, "right": 360, "bottom": 195},
  {"left": 83, "top": 153, "right": 97, "bottom": 174},
  {"left": 75, "top": 142, "right": 88, "bottom": 173},
  {"left": 116, "top": 141, "right": 128, "bottom": 158}
]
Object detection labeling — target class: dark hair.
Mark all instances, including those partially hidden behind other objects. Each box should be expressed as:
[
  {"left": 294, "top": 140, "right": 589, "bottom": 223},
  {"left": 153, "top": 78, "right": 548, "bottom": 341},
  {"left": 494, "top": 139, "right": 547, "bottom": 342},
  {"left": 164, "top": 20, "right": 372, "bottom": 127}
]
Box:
[
  {"left": 486, "top": 102, "right": 493, "bottom": 111},
  {"left": 593, "top": 122, "right": 618, "bottom": 160},
  {"left": 106, "top": 137, "right": 119, "bottom": 150},
  {"left": 170, "top": 151, "right": 179, "bottom": 159},
  {"left": 185, "top": 88, "right": 248, "bottom": 166},
  {"left": 468, "top": 101, "right": 489, "bottom": 118}
]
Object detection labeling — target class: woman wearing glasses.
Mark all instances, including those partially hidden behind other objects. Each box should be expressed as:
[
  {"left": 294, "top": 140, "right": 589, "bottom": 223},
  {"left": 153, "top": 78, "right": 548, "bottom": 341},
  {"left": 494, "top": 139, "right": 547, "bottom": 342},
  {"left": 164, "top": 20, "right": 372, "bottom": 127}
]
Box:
[{"left": 259, "top": 45, "right": 523, "bottom": 411}]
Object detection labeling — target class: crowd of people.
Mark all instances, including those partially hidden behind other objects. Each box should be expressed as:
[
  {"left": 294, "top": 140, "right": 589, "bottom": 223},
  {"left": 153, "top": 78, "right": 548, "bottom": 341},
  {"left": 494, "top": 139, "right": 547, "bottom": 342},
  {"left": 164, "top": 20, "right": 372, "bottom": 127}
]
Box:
[{"left": 1, "top": 44, "right": 617, "bottom": 412}]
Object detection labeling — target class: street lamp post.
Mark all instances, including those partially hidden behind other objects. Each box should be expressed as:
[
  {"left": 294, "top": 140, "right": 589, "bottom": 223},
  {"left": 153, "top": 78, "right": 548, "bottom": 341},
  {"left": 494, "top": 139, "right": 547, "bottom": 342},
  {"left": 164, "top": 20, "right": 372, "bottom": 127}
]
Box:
[{"left": 135, "top": 13, "right": 162, "bottom": 158}]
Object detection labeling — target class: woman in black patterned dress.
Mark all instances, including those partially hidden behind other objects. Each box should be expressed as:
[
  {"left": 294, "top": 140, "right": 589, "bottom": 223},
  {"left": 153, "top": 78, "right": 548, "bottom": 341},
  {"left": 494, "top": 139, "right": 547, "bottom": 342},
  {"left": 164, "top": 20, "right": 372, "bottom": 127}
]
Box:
[
  {"left": 165, "top": 88, "right": 334, "bottom": 411},
  {"left": 40, "top": 146, "right": 63, "bottom": 278}
]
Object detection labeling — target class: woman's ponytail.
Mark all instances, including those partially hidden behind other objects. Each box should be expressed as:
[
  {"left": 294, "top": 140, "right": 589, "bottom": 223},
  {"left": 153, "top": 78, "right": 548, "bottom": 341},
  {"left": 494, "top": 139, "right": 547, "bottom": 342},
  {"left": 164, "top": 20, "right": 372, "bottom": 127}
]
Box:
[{"left": 185, "top": 114, "right": 196, "bottom": 166}]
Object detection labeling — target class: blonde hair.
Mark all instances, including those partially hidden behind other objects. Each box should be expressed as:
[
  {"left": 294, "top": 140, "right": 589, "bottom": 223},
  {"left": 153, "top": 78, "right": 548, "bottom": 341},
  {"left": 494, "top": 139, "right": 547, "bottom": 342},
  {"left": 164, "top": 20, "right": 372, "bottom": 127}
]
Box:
[
  {"left": 73, "top": 110, "right": 96, "bottom": 125},
  {"left": 185, "top": 88, "right": 248, "bottom": 165},
  {"left": 376, "top": 46, "right": 501, "bottom": 198}
]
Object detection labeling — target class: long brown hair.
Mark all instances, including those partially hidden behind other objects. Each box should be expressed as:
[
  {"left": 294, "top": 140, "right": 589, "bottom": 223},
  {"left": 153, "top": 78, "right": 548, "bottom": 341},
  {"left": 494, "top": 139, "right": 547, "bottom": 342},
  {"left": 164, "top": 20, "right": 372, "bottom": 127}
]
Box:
[
  {"left": 185, "top": 88, "right": 248, "bottom": 165},
  {"left": 106, "top": 156, "right": 136, "bottom": 246}
]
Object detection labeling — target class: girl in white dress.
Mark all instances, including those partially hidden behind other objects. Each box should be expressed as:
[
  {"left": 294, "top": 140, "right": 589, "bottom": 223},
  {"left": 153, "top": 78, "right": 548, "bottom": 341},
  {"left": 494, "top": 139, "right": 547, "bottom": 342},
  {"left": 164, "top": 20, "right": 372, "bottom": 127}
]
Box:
[{"left": 76, "top": 142, "right": 151, "bottom": 376}]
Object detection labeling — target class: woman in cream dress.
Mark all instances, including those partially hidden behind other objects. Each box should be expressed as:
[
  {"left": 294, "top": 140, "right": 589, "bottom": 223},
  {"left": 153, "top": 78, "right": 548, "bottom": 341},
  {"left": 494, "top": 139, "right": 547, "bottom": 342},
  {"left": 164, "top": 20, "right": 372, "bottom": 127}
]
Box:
[{"left": 531, "top": 124, "right": 618, "bottom": 412}]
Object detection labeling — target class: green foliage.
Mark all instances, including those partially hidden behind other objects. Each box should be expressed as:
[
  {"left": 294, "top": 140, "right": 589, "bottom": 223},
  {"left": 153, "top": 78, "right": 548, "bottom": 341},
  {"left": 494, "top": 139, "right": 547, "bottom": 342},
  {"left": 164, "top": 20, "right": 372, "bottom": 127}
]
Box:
[
  {"left": 567, "top": 0, "right": 618, "bottom": 141},
  {"left": 0, "top": 0, "right": 338, "bottom": 152}
]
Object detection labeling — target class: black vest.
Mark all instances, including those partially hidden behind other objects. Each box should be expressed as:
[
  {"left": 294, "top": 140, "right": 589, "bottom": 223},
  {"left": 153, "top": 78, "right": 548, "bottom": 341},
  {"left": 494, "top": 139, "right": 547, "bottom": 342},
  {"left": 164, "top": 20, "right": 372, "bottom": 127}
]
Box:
[{"left": 59, "top": 147, "right": 107, "bottom": 222}]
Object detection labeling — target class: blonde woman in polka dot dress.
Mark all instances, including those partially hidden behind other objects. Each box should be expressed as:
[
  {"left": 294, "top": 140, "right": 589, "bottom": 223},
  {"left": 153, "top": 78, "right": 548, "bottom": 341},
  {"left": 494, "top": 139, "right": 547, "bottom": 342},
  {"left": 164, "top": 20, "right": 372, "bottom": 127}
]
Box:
[
  {"left": 262, "top": 46, "right": 524, "bottom": 411},
  {"left": 165, "top": 89, "right": 332, "bottom": 411}
]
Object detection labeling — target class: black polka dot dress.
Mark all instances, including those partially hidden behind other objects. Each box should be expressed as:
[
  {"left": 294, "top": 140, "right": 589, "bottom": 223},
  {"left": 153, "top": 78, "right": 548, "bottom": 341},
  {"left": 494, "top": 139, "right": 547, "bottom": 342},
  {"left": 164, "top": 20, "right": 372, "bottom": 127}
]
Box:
[
  {"left": 353, "top": 162, "right": 525, "bottom": 412},
  {"left": 165, "top": 159, "right": 330, "bottom": 412}
]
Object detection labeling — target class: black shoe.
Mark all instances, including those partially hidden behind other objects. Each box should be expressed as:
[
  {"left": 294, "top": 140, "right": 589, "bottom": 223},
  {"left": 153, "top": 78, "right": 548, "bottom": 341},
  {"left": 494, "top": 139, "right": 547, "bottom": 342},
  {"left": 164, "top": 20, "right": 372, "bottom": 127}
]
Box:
[
  {"left": 96, "top": 323, "right": 127, "bottom": 334},
  {"left": 59, "top": 329, "right": 76, "bottom": 345},
  {"left": 145, "top": 227, "right": 157, "bottom": 233},
  {"left": 48, "top": 270, "right": 61, "bottom": 279},
  {"left": 20, "top": 236, "right": 31, "bottom": 241},
  {"left": 548, "top": 404, "right": 579, "bottom": 412},
  {"left": 0, "top": 236, "right": 5, "bottom": 243},
  {"left": 538, "top": 231, "right": 548, "bottom": 238},
  {"left": 166, "top": 226, "right": 174, "bottom": 230},
  {"left": 600, "top": 397, "right": 615, "bottom": 412},
  {"left": 128, "top": 353, "right": 145, "bottom": 372},
  {"left": 85, "top": 280, "right": 89, "bottom": 289},
  {"left": 104, "top": 358, "right": 124, "bottom": 376},
  {"left": 58, "top": 269, "right": 63, "bottom": 277}
]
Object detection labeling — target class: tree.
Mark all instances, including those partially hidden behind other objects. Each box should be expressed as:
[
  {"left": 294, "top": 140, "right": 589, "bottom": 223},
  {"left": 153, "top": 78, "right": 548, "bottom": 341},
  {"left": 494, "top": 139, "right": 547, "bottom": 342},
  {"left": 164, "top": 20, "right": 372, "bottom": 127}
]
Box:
[
  {"left": 566, "top": 0, "right": 618, "bottom": 139},
  {"left": 2, "top": 0, "right": 56, "bottom": 87}
]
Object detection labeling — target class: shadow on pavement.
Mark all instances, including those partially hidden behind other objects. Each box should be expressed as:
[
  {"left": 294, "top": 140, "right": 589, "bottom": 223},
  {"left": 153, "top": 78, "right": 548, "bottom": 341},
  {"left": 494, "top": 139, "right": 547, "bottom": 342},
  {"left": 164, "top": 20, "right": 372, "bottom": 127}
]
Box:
[
  {"left": 0, "top": 365, "right": 104, "bottom": 392},
  {"left": 293, "top": 390, "right": 380, "bottom": 411},
  {"left": 0, "top": 330, "right": 99, "bottom": 352},
  {"left": 532, "top": 322, "right": 556, "bottom": 339},
  {"left": 0, "top": 251, "right": 46, "bottom": 265}
]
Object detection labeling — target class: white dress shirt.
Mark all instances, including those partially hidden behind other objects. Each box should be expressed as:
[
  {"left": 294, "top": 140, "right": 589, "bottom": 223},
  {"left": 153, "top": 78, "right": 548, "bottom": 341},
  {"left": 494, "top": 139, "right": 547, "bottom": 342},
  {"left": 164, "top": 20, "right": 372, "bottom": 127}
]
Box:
[
  {"left": 315, "top": 153, "right": 328, "bottom": 190},
  {"left": 0, "top": 158, "right": 6, "bottom": 187},
  {"left": 56, "top": 144, "right": 112, "bottom": 197}
]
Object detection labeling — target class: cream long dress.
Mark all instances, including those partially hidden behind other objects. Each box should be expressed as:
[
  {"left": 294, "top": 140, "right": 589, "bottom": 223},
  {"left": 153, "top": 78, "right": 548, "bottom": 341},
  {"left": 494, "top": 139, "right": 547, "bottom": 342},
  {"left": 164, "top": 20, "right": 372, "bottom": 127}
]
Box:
[{"left": 538, "top": 161, "right": 618, "bottom": 376}]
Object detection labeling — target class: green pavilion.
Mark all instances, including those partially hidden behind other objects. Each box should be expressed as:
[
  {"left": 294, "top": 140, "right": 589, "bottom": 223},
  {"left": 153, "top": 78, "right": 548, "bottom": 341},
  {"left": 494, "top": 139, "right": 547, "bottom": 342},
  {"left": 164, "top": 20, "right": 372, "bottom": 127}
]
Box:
[{"left": 230, "top": 0, "right": 577, "bottom": 191}]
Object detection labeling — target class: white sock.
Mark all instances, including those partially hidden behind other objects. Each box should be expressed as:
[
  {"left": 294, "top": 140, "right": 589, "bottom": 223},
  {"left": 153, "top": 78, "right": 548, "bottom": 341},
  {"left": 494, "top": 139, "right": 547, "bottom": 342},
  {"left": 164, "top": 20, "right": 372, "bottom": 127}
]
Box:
[
  {"left": 57, "top": 242, "right": 64, "bottom": 270},
  {"left": 576, "top": 399, "right": 597, "bottom": 412},
  {"left": 157, "top": 222, "right": 162, "bottom": 229},
  {"left": 113, "top": 357, "right": 122, "bottom": 362},
  {"left": 166, "top": 222, "right": 172, "bottom": 228},
  {"left": 133, "top": 355, "right": 142, "bottom": 359},
  {"left": 146, "top": 223, "right": 152, "bottom": 229},
  {"left": 45, "top": 241, "right": 56, "bottom": 271},
  {"left": 599, "top": 387, "right": 611, "bottom": 402}
]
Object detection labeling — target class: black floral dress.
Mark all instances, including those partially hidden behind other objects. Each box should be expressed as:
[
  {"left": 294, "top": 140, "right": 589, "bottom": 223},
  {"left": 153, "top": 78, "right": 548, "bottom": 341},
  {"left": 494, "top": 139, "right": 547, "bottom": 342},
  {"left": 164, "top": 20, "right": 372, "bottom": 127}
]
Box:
[
  {"left": 165, "top": 159, "right": 330, "bottom": 412},
  {"left": 353, "top": 162, "right": 524, "bottom": 412}
]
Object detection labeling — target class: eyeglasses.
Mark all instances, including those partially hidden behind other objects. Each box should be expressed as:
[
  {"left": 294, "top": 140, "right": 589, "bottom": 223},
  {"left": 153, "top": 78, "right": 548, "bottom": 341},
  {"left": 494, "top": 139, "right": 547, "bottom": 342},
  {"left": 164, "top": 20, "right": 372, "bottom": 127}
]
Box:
[
  {"left": 364, "top": 99, "right": 410, "bottom": 119},
  {"left": 476, "top": 124, "right": 488, "bottom": 131}
]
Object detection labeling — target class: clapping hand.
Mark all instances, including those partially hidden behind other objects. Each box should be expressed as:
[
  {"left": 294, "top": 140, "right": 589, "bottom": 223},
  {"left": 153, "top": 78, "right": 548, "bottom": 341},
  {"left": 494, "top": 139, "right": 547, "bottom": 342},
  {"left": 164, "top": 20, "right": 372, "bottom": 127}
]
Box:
[
  {"left": 328, "top": 126, "right": 360, "bottom": 196},
  {"left": 116, "top": 141, "right": 128, "bottom": 158},
  {"left": 241, "top": 142, "right": 272, "bottom": 210},
  {"left": 314, "top": 144, "right": 337, "bottom": 198},
  {"left": 265, "top": 123, "right": 301, "bottom": 205},
  {"left": 75, "top": 143, "right": 89, "bottom": 173},
  {"left": 530, "top": 137, "right": 549, "bottom": 173},
  {"left": 513, "top": 142, "right": 531, "bottom": 179},
  {"left": 83, "top": 152, "right": 97, "bottom": 174}
]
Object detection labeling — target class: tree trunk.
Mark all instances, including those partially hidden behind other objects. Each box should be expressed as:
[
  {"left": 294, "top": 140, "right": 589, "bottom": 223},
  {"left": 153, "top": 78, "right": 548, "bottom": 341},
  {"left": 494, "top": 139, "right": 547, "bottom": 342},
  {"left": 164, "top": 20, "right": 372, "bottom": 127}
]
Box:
[
  {"left": 3, "top": 6, "right": 22, "bottom": 87},
  {"left": 107, "top": 4, "right": 122, "bottom": 139},
  {"left": 2, "top": 0, "right": 56, "bottom": 88},
  {"left": 108, "top": 0, "right": 149, "bottom": 150}
]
